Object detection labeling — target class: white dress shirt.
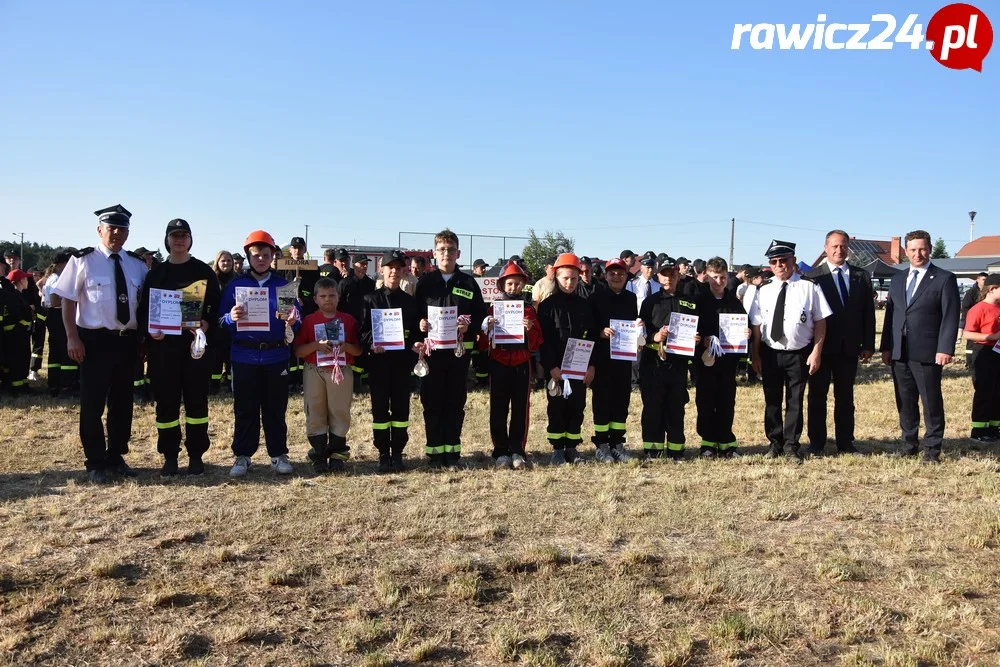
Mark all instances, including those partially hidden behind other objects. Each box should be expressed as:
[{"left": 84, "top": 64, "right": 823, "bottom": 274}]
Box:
[
  {"left": 749, "top": 273, "right": 833, "bottom": 351},
  {"left": 51, "top": 244, "right": 148, "bottom": 330},
  {"left": 905, "top": 262, "right": 932, "bottom": 302}
]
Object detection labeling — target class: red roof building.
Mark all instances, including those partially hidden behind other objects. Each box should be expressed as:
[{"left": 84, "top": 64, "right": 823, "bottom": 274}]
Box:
[
  {"left": 812, "top": 236, "right": 902, "bottom": 267},
  {"left": 957, "top": 236, "right": 1000, "bottom": 257}
]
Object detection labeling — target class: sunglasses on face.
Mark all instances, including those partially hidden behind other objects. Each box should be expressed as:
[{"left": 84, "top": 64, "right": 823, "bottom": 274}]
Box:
[{"left": 769, "top": 257, "right": 791, "bottom": 266}]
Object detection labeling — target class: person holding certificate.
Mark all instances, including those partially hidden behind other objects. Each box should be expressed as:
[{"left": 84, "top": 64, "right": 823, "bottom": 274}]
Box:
[
  {"left": 480, "top": 261, "right": 542, "bottom": 470},
  {"left": 415, "top": 230, "right": 487, "bottom": 469},
  {"left": 638, "top": 256, "right": 700, "bottom": 460},
  {"left": 588, "top": 258, "right": 639, "bottom": 463},
  {"left": 293, "top": 278, "right": 362, "bottom": 473},
  {"left": 538, "top": 253, "right": 597, "bottom": 465},
  {"left": 137, "top": 218, "right": 220, "bottom": 477},
  {"left": 694, "top": 257, "right": 749, "bottom": 459},
  {"left": 361, "top": 250, "right": 421, "bottom": 473},
  {"left": 218, "top": 230, "right": 301, "bottom": 478}
]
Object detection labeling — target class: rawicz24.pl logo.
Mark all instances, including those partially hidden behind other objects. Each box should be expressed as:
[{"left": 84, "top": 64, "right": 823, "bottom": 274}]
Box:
[{"left": 731, "top": 3, "right": 993, "bottom": 71}]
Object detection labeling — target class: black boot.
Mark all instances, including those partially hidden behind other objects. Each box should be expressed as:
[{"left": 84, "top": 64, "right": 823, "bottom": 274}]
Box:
[
  {"left": 377, "top": 452, "right": 393, "bottom": 474},
  {"left": 328, "top": 434, "right": 350, "bottom": 472},
  {"left": 391, "top": 449, "right": 406, "bottom": 472},
  {"left": 161, "top": 456, "right": 179, "bottom": 478},
  {"left": 307, "top": 434, "right": 330, "bottom": 473}
]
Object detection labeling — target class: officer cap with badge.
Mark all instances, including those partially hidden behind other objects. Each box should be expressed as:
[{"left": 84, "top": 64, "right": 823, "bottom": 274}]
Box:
[
  {"left": 764, "top": 239, "right": 796, "bottom": 260},
  {"left": 95, "top": 204, "right": 132, "bottom": 228}
]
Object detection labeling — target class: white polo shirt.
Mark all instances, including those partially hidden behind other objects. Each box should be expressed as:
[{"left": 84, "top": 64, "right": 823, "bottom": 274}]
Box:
[
  {"left": 51, "top": 244, "right": 148, "bottom": 331},
  {"left": 749, "top": 273, "right": 832, "bottom": 351}
]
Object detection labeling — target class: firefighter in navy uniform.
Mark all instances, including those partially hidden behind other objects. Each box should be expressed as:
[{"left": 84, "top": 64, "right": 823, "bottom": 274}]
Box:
[
  {"left": 588, "top": 258, "right": 638, "bottom": 463},
  {"left": 415, "top": 230, "right": 488, "bottom": 468},
  {"left": 694, "top": 257, "right": 749, "bottom": 458},
  {"left": 639, "top": 256, "right": 699, "bottom": 459},
  {"left": 361, "top": 250, "right": 421, "bottom": 472},
  {"left": 50, "top": 205, "right": 149, "bottom": 483},
  {"left": 538, "top": 253, "right": 597, "bottom": 464},
  {"left": 137, "top": 219, "right": 221, "bottom": 477},
  {"left": 470, "top": 259, "right": 491, "bottom": 388},
  {"left": 2, "top": 268, "right": 34, "bottom": 395},
  {"left": 280, "top": 236, "right": 321, "bottom": 394},
  {"left": 43, "top": 250, "right": 79, "bottom": 396},
  {"left": 339, "top": 253, "right": 376, "bottom": 393}
]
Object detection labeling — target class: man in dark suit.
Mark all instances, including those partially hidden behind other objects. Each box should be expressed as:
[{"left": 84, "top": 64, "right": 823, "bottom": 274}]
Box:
[
  {"left": 880, "top": 230, "right": 960, "bottom": 463},
  {"left": 806, "top": 230, "right": 876, "bottom": 456}
]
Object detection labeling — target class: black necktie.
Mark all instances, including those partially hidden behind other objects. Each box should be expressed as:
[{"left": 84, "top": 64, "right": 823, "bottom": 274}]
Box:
[
  {"left": 111, "top": 253, "right": 129, "bottom": 325},
  {"left": 836, "top": 268, "right": 849, "bottom": 305},
  {"left": 771, "top": 282, "right": 788, "bottom": 342}
]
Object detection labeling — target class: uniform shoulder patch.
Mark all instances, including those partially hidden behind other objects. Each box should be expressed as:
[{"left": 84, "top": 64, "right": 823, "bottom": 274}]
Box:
[
  {"left": 761, "top": 278, "right": 773, "bottom": 286},
  {"left": 74, "top": 247, "right": 95, "bottom": 258},
  {"left": 126, "top": 250, "right": 144, "bottom": 261},
  {"left": 798, "top": 275, "right": 814, "bottom": 283}
]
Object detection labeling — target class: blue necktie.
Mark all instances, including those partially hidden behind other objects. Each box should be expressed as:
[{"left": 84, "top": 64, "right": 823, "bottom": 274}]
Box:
[
  {"left": 905, "top": 270, "right": 919, "bottom": 305},
  {"left": 835, "top": 268, "right": 848, "bottom": 305}
]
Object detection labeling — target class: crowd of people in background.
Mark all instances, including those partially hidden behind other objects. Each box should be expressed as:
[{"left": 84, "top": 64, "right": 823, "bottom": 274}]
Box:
[{"left": 2, "top": 207, "right": 993, "bottom": 483}]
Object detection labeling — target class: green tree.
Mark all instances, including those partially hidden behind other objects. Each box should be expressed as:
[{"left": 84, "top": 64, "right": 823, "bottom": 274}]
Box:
[
  {"left": 931, "top": 237, "right": 949, "bottom": 259},
  {"left": 520, "top": 229, "right": 574, "bottom": 280}
]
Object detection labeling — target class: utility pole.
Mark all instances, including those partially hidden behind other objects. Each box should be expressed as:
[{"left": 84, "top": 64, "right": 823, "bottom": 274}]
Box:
[
  {"left": 11, "top": 232, "right": 24, "bottom": 262},
  {"left": 304, "top": 224, "right": 310, "bottom": 251},
  {"left": 729, "top": 218, "right": 735, "bottom": 267},
  {"left": 969, "top": 210, "right": 977, "bottom": 242}
]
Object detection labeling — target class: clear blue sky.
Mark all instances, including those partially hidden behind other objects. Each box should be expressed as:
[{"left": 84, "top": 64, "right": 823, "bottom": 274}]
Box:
[{"left": 1, "top": 0, "right": 996, "bottom": 266}]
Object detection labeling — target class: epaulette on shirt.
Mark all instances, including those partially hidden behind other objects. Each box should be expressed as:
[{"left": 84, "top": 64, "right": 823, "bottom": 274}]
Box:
[
  {"left": 74, "top": 247, "right": 95, "bottom": 258},
  {"left": 761, "top": 278, "right": 773, "bottom": 286},
  {"left": 126, "top": 250, "right": 144, "bottom": 261}
]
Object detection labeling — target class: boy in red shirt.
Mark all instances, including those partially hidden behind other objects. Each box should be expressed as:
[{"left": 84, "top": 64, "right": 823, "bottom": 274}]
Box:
[
  {"left": 962, "top": 274, "right": 1000, "bottom": 443},
  {"left": 293, "top": 278, "right": 362, "bottom": 471},
  {"left": 480, "top": 262, "right": 543, "bottom": 469}
]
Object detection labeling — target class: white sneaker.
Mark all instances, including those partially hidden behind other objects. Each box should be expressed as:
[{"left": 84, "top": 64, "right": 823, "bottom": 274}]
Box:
[
  {"left": 512, "top": 453, "right": 528, "bottom": 470},
  {"left": 594, "top": 444, "right": 615, "bottom": 464},
  {"left": 270, "top": 454, "right": 293, "bottom": 474},
  {"left": 230, "top": 456, "right": 252, "bottom": 477},
  {"left": 495, "top": 456, "right": 513, "bottom": 469},
  {"left": 27, "top": 371, "right": 39, "bottom": 382}
]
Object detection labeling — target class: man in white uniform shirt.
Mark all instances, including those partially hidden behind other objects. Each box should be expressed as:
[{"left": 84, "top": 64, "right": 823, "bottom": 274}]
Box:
[
  {"left": 749, "top": 240, "right": 832, "bottom": 462},
  {"left": 51, "top": 205, "right": 149, "bottom": 483}
]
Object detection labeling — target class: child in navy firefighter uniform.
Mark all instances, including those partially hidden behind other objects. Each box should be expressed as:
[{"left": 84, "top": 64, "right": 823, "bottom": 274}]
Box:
[
  {"left": 361, "top": 250, "right": 421, "bottom": 473},
  {"left": 293, "top": 278, "right": 361, "bottom": 473},
  {"left": 588, "top": 258, "right": 638, "bottom": 463},
  {"left": 639, "top": 256, "right": 700, "bottom": 459},
  {"left": 281, "top": 236, "right": 320, "bottom": 394},
  {"left": 137, "top": 219, "right": 221, "bottom": 477},
  {"left": 42, "top": 250, "right": 79, "bottom": 397},
  {"left": 218, "top": 230, "right": 301, "bottom": 478},
  {"left": 415, "top": 230, "right": 488, "bottom": 468},
  {"left": 694, "top": 257, "right": 750, "bottom": 458},
  {"left": 3, "top": 269, "right": 33, "bottom": 395},
  {"left": 480, "top": 261, "right": 542, "bottom": 469},
  {"left": 538, "top": 253, "right": 597, "bottom": 465}
]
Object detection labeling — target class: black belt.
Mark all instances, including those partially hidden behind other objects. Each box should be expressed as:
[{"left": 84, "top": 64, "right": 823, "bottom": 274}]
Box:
[{"left": 236, "top": 340, "right": 288, "bottom": 350}]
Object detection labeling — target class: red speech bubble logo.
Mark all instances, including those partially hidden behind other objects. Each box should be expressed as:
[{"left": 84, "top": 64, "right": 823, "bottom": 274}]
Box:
[{"left": 927, "top": 3, "right": 993, "bottom": 71}]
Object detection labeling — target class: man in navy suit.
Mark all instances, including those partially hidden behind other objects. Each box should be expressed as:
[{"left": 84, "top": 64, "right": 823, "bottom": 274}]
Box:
[
  {"left": 806, "top": 230, "right": 876, "bottom": 456},
  {"left": 880, "top": 230, "right": 960, "bottom": 463}
]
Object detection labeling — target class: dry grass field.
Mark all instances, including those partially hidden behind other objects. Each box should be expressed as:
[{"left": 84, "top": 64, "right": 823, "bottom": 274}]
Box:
[{"left": 2, "top": 314, "right": 999, "bottom": 666}]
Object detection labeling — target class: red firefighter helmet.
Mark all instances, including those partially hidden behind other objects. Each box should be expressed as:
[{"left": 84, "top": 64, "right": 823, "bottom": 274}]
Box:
[{"left": 243, "top": 230, "right": 277, "bottom": 254}]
